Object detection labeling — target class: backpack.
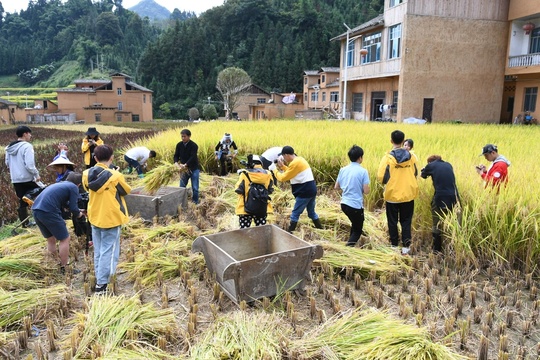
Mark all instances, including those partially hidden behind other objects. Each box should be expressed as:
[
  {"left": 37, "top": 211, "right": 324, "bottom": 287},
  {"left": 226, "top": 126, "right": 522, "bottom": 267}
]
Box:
[{"left": 243, "top": 171, "right": 270, "bottom": 217}]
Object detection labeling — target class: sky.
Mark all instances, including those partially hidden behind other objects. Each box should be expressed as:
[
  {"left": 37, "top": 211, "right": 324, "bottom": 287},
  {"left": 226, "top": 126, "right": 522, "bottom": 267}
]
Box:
[{"left": 1, "top": 0, "right": 225, "bottom": 14}]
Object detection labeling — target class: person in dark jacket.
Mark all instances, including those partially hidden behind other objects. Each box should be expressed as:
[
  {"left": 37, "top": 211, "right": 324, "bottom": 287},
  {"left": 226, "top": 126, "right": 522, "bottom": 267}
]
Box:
[
  {"left": 32, "top": 172, "right": 85, "bottom": 272},
  {"left": 421, "top": 155, "right": 460, "bottom": 253},
  {"left": 173, "top": 129, "right": 200, "bottom": 204},
  {"left": 215, "top": 133, "right": 238, "bottom": 176},
  {"left": 4, "top": 126, "right": 42, "bottom": 227}
]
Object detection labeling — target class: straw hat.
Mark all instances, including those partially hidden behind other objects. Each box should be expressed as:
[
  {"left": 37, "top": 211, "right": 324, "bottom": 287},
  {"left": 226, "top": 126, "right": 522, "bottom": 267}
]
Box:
[{"left": 47, "top": 156, "right": 75, "bottom": 171}]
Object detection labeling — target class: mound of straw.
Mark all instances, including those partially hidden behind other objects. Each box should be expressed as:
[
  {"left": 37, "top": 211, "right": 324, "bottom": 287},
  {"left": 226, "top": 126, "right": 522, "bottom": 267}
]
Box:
[
  {"left": 290, "top": 309, "right": 466, "bottom": 360},
  {"left": 141, "top": 161, "right": 185, "bottom": 193},
  {"left": 190, "top": 311, "right": 290, "bottom": 359},
  {"left": 315, "top": 242, "right": 410, "bottom": 278},
  {"left": 0, "top": 285, "right": 70, "bottom": 328},
  {"left": 0, "top": 232, "right": 43, "bottom": 255},
  {"left": 66, "top": 295, "right": 179, "bottom": 358}
]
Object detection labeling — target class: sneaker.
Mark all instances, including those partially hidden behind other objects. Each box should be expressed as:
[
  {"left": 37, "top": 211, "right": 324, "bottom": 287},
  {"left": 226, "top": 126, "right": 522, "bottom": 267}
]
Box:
[
  {"left": 401, "top": 247, "right": 410, "bottom": 255},
  {"left": 138, "top": 174, "right": 144, "bottom": 179},
  {"left": 95, "top": 284, "right": 108, "bottom": 294}
]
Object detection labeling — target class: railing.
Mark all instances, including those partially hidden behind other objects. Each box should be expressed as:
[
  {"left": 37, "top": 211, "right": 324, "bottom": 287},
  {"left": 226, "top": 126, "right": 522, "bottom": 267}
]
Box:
[{"left": 508, "top": 53, "right": 540, "bottom": 68}]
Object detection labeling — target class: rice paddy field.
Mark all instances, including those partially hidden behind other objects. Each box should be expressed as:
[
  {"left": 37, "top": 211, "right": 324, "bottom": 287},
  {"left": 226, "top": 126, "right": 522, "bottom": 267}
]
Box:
[{"left": 0, "top": 120, "right": 539, "bottom": 359}]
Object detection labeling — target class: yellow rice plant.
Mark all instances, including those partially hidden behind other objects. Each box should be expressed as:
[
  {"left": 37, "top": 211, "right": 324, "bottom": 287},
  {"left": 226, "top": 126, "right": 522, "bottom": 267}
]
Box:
[
  {"left": 0, "top": 331, "right": 17, "bottom": 348},
  {"left": 124, "top": 121, "right": 540, "bottom": 271},
  {"left": 65, "top": 295, "right": 179, "bottom": 358},
  {"left": 289, "top": 308, "right": 467, "bottom": 360},
  {"left": 0, "top": 232, "right": 43, "bottom": 255},
  {"left": 140, "top": 161, "right": 186, "bottom": 193},
  {"left": 314, "top": 242, "right": 411, "bottom": 278},
  {"left": 0, "top": 285, "right": 70, "bottom": 328},
  {"left": 189, "top": 310, "right": 290, "bottom": 359}
]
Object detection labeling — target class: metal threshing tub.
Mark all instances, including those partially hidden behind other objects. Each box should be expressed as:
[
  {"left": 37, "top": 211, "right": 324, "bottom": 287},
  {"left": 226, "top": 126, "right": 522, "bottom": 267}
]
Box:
[
  {"left": 192, "top": 224, "right": 323, "bottom": 304},
  {"left": 124, "top": 186, "right": 187, "bottom": 221}
]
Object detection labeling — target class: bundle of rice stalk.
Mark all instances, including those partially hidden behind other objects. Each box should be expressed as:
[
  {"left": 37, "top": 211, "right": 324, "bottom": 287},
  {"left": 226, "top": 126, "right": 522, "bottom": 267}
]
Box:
[
  {"left": 0, "top": 285, "right": 70, "bottom": 328},
  {"left": 0, "top": 331, "right": 17, "bottom": 348},
  {"left": 100, "top": 345, "right": 181, "bottom": 360},
  {"left": 0, "top": 273, "right": 45, "bottom": 290},
  {"left": 67, "top": 295, "right": 178, "bottom": 358},
  {"left": 290, "top": 309, "right": 466, "bottom": 360},
  {"left": 190, "top": 310, "right": 290, "bottom": 359},
  {"left": 0, "top": 232, "right": 43, "bottom": 255},
  {"left": 314, "top": 242, "right": 410, "bottom": 278},
  {"left": 141, "top": 161, "right": 185, "bottom": 194},
  {"left": 0, "top": 250, "right": 56, "bottom": 277},
  {"left": 142, "top": 222, "right": 196, "bottom": 243}
]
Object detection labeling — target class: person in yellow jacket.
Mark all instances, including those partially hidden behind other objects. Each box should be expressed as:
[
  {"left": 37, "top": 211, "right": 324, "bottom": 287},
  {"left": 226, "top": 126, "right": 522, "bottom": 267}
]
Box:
[
  {"left": 81, "top": 127, "right": 104, "bottom": 169},
  {"left": 377, "top": 130, "right": 418, "bottom": 255},
  {"left": 234, "top": 155, "right": 273, "bottom": 228},
  {"left": 82, "top": 144, "right": 131, "bottom": 294}
]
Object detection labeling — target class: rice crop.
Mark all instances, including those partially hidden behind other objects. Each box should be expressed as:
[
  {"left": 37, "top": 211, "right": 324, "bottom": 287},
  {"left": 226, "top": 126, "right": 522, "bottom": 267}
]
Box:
[{"left": 141, "top": 161, "right": 185, "bottom": 193}]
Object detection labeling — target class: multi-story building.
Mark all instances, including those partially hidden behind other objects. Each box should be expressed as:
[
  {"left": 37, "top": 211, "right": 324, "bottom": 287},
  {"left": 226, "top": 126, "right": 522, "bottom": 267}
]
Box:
[
  {"left": 332, "top": 0, "right": 510, "bottom": 123},
  {"left": 503, "top": 0, "right": 539, "bottom": 124},
  {"left": 303, "top": 68, "right": 341, "bottom": 118},
  {"left": 56, "top": 73, "right": 153, "bottom": 123}
]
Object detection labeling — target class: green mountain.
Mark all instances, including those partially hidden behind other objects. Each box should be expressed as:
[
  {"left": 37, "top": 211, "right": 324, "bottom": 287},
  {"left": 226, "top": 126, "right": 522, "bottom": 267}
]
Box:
[{"left": 129, "top": 0, "right": 170, "bottom": 20}]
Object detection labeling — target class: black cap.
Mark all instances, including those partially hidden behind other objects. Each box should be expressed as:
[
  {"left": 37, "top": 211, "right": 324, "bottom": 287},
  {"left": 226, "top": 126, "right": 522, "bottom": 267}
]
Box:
[
  {"left": 281, "top": 146, "right": 295, "bottom": 155},
  {"left": 480, "top": 144, "right": 497, "bottom": 156}
]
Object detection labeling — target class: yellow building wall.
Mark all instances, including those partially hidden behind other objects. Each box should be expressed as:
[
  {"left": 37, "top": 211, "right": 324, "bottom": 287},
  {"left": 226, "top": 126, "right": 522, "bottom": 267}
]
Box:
[
  {"left": 399, "top": 15, "right": 508, "bottom": 123},
  {"left": 508, "top": 0, "right": 539, "bottom": 20},
  {"left": 347, "top": 77, "right": 399, "bottom": 121}
]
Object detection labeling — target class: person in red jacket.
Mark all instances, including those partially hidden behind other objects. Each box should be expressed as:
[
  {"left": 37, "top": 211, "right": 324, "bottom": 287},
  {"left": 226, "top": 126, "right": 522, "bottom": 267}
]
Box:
[{"left": 475, "top": 144, "right": 510, "bottom": 189}]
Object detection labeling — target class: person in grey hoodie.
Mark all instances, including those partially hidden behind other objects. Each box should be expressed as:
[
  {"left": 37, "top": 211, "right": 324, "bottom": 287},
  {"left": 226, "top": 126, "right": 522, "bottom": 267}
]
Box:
[{"left": 5, "top": 126, "right": 41, "bottom": 227}]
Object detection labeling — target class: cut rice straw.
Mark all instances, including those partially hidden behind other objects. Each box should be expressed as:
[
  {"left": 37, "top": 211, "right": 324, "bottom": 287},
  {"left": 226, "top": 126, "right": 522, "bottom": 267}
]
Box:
[{"left": 141, "top": 161, "right": 186, "bottom": 193}]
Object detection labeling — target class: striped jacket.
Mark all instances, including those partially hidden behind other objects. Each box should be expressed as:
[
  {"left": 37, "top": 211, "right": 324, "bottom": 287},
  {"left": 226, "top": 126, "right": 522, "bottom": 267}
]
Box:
[{"left": 273, "top": 156, "right": 317, "bottom": 198}]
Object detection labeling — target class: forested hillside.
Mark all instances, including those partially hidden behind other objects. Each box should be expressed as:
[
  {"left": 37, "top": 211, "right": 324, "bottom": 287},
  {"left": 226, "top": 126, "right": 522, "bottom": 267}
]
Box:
[{"left": 0, "top": 0, "right": 383, "bottom": 118}]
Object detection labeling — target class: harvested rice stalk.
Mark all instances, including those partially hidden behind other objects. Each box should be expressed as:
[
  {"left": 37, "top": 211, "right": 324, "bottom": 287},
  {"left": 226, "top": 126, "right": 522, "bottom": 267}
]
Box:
[
  {"left": 0, "top": 285, "right": 70, "bottom": 328},
  {"left": 0, "top": 331, "right": 17, "bottom": 348},
  {"left": 0, "top": 274, "right": 45, "bottom": 290},
  {"left": 141, "top": 161, "right": 186, "bottom": 193},
  {"left": 0, "top": 250, "right": 57, "bottom": 277},
  {"left": 314, "top": 242, "right": 410, "bottom": 279},
  {"left": 65, "top": 295, "right": 179, "bottom": 359},
  {"left": 290, "top": 309, "right": 466, "bottom": 360},
  {"left": 0, "top": 232, "right": 43, "bottom": 255},
  {"left": 190, "top": 311, "right": 290, "bottom": 360}
]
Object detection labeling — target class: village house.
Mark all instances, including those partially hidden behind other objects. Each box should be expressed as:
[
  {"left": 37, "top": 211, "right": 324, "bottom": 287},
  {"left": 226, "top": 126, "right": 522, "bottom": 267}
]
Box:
[
  {"left": 56, "top": 73, "right": 153, "bottom": 123},
  {"left": 301, "top": 67, "right": 341, "bottom": 119},
  {"left": 237, "top": 84, "right": 305, "bottom": 120},
  {"left": 332, "top": 0, "right": 511, "bottom": 123}
]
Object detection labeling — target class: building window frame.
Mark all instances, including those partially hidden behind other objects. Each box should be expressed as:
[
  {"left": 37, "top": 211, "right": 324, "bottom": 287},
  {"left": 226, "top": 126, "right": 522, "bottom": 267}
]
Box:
[
  {"left": 322, "top": 75, "right": 326, "bottom": 83},
  {"left": 322, "top": 92, "right": 327, "bottom": 102},
  {"left": 132, "top": 114, "right": 140, "bottom": 122},
  {"left": 311, "top": 92, "right": 319, "bottom": 102},
  {"left": 361, "top": 32, "right": 381, "bottom": 64},
  {"left": 388, "top": 24, "right": 402, "bottom": 59},
  {"left": 143, "top": 94, "right": 146, "bottom": 103},
  {"left": 330, "top": 91, "right": 339, "bottom": 103},
  {"left": 257, "top": 98, "right": 266, "bottom": 104},
  {"left": 524, "top": 87, "right": 538, "bottom": 112},
  {"left": 94, "top": 113, "right": 101, "bottom": 122},
  {"left": 352, "top": 93, "right": 363, "bottom": 112},
  {"left": 117, "top": 114, "right": 123, "bottom": 122},
  {"left": 117, "top": 88, "right": 122, "bottom": 95},
  {"left": 530, "top": 28, "right": 540, "bottom": 54},
  {"left": 346, "top": 39, "right": 355, "bottom": 67},
  {"left": 118, "top": 102, "right": 123, "bottom": 110},
  {"left": 389, "top": 0, "right": 403, "bottom": 7}
]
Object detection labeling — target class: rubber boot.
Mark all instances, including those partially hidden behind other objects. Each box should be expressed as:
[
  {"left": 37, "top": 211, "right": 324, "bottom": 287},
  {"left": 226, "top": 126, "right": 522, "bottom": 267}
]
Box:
[
  {"left": 433, "top": 233, "right": 443, "bottom": 254},
  {"left": 312, "top": 218, "right": 323, "bottom": 229},
  {"left": 288, "top": 221, "right": 298, "bottom": 233}
]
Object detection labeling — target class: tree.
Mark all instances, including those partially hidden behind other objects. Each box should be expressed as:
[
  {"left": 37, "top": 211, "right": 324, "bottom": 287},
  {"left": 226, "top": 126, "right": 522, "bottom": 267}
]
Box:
[
  {"left": 216, "top": 67, "right": 251, "bottom": 120},
  {"left": 203, "top": 104, "right": 218, "bottom": 120},
  {"left": 188, "top": 107, "right": 199, "bottom": 120}
]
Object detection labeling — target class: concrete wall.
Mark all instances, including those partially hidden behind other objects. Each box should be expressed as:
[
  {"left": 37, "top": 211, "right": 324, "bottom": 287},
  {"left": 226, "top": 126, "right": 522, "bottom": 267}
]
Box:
[
  {"left": 399, "top": 15, "right": 509, "bottom": 123},
  {"left": 508, "top": 0, "right": 540, "bottom": 21}
]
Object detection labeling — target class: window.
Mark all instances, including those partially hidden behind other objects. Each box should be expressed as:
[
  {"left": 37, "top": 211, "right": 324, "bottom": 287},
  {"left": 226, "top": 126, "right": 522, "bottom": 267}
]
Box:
[
  {"left": 322, "top": 92, "right": 326, "bottom": 102},
  {"left": 311, "top": 92, "right": 319, "bottom": 102},
  {"left": 388, "top": 24, "right": 402, "bottom": 59},
  {"left": 304, "top": 92, "right": 307, "bottom": 102},
  {"left": 117, "top": 88, "right": 122, "bottom": 95},
  {"left": 304, "top": 78, "right": 308, "bottom": 84},
  {"left": 132, "top": 114, "right": 140, "bottom": 122},
  {"left": 322, "top": 75, "right": 326, "bottom": 83},
  {"left": 118, "top": 102, "right": 123, "bottom": 110},
  {"left": 345, "top": 39, "right": 355, "bottom": 67},
  {"left": 352, "top": 93, "right": 363, "bottom": 112},
  {"left": 330, "top": 91, "right": 339, "bottom": 102},
  {"left": 390, "top": 0, "right": 403, "bottom": 6},
  {"left": 143, "top": 94, "right": 146, "bottom": 103},
  {"left": 362, "top": 32, "right": 381, "bottom": 64},
  {"left": 117, "top": 115, "right": 123, "bottom": 122},
  {"left": 531, "top": 28, "right": 540, "bottom": 54},
  {"left": 392, "top": 91, "right": 398, "bottom": 115},
  {"left": 95, "top": 113, "right": 101, "bottom": 122},
  {"left": 257, "top": 98, "right": 266, "bottom": 104},
  {"left": 524, "top": 87, "right": 538, "bottom": 112}
]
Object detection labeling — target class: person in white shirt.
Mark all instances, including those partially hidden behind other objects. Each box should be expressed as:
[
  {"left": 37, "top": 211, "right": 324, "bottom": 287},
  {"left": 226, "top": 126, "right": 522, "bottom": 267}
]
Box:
[{"left": 124, "top": 147, "right": 156, "bottom": 178}]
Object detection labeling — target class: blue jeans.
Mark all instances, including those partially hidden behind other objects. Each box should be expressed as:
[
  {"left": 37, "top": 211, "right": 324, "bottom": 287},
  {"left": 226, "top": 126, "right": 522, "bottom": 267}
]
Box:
[
  {"left": 124, "top": 155, "right": 142, "bottom": 175},
  {"left": 291, "top": 196, "right": 318, "bottom": 222},
  {"left": 180, "top": 169, "right": 199, "bottom": 204},
  {"left": 92, "top": 225, "right": 121, "bottom": 286}
]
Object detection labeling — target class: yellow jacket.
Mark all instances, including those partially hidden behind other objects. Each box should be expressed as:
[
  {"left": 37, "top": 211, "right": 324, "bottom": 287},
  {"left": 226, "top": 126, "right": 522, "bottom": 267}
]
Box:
[
  {"left": 377, "top": 148, "right": 418, "bottom": 203},
  {"left": 82, "top": 163, "right": 131, "bottom": 228},
  {"left": 234, "top": 166, "right": 274, "bottom": 215},
  {"left": 81, "top": 138, "right": 104, "bottom": 166}
]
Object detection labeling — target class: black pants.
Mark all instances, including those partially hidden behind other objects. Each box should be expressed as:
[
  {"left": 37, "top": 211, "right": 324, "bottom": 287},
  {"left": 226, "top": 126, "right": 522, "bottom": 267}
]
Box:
[
  {"left": 13, "top": 181, "right": 40, "bottom": 225},
  {"left": 219, "top": 154, "right": 232, "bottom": 176},
  {"left": 341, "top": 203, "right": 365, "bottom": 245},
  {"left": 385, "top": 200, "right": 414, "bottom": 247}
]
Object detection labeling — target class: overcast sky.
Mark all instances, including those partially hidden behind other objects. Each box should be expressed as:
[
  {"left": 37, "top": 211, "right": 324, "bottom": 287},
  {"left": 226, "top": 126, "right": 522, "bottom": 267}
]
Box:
[{"left": 1, "top": 0, "right": 225, "bottom": 14}]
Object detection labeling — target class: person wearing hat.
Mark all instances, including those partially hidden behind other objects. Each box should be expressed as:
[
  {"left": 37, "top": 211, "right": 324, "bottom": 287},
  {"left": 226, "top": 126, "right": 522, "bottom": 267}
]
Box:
[
  {"left": 234, "top": 154, "right": 274, "bottom": 228},
  {"left": 31, "top": 172, "right": 86, "bottom": 273},
  {"left": 81, "top": 127, "right": 103, "bottom": 169},
  {"left": 215, "top": 133, "right": 238, "bottom": 176},
  {"left": 124, "top": 146, "right": 157, "bottom": 178},
  {"left": 47, "top": 156, "right": 76, "bottom": 182},
  {"left": 273, "top": 145, "right": 322, "bottom": 232},
  {"left": 5, "top": 125, "right": 42, "bottom": 227},
  {"left": 476, "top": 144, "right": 510, "bottom": 189}
]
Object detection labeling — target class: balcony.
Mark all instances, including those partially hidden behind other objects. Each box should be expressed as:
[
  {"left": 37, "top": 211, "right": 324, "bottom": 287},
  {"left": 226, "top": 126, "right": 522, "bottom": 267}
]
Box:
[{"left": 508, "top": 53, "right": 540, "bottom": 68}]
